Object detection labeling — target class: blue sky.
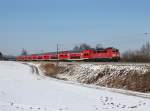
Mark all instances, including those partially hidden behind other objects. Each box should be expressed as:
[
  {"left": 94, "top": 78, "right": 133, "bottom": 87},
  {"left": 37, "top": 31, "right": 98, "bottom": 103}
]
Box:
[{"left": 0, "top": 0, "right": 150, "bottom": 55}]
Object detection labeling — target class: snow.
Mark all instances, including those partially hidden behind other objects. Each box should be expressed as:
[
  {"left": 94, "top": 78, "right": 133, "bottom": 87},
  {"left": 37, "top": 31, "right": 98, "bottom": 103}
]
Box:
[{"left": 0, "top": 61, "right": 150, "bottom": 111}]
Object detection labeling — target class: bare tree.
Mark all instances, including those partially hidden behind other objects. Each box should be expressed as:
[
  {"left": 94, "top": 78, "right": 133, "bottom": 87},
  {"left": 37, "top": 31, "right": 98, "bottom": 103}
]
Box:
[
  {"left": 0, "top": 52, "right": 3, "bottom": 60},
  {"left": 96, "top": 44, "right": 103, "bottom": 49},
  {"left": 73, "top": 45, "right": 80, "bottom": 51},
  {"left": 79, "top": 43, "right": 91, "bottom": 50},
  {"left": 21, "top": 49, "right": 28, "bottom": 56},
  {"left": 140, "top": 42, "right": 150, "bottom": 56},
  {"left": 73, "top": 43, "right": 91, "bottom": 51},
  {"left": 122, "top": 50, "right": 134, "bottom": 61}
]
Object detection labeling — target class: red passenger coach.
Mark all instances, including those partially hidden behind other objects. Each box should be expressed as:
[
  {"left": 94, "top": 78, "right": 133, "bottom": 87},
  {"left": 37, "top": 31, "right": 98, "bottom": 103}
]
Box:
[
  {"left": 37, "top": 55, "right": 43, "bottom": 60},
  {"left": 69, "top": 51, "right": 83, "bottom": 60},
  {"left": 31, "top": 54, "right": 38, "bottom": 60},
  {"left": 59, "top": 51, "right": 69, "bottom": 60},
  {"left": 16, "top": 56, "right": 25, "bottom": 61},
  {"left": 23, "top": 56, "right": 27, "bottom": 61},
  {"left": 51, "top": 53, "right": 58, "bottom": 60},
  {"left": 43, "top": 54, "right": 51, "bottom": 60},
  {"left": 26, "top": 55, "right": 31, "bottom": 61}
]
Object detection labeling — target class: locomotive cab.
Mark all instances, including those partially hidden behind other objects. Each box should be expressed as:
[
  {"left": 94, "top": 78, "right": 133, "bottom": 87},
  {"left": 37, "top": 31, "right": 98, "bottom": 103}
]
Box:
[{"left": 106, "top": 47, "right": 120, "bottom": 61}]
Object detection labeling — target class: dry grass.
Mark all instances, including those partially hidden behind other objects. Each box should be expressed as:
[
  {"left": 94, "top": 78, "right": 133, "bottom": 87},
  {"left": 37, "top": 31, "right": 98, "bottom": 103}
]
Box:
[
  {"left": 95, "top": 71, "right": 150, "bottom": 92},
  {"left": 40, "top": 63, "right": 58, "bottom": 76},
  {"left": 40, "top": 63, "right": 66, "bottom": 77}
]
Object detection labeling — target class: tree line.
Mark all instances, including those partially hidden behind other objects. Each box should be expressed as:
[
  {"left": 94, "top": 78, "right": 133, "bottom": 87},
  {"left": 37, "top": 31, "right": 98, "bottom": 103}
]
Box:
[
  {"left": 73, "top": 43, "right": 103, "bottom": 51},
  {"left": 122, "top": 42, "right": 150, "bottom": 62}
]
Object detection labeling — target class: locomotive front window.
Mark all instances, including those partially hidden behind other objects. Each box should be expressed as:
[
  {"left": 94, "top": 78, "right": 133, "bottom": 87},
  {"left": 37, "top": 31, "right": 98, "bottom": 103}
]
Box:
[{"left": 84, "top": 53, "right": 88, "bottom": 56}]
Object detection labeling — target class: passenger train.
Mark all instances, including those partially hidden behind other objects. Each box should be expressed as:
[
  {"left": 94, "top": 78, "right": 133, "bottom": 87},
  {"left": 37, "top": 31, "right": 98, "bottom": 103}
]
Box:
[{"left": 16, "top": 47, "right": 120, "bottom": 62}]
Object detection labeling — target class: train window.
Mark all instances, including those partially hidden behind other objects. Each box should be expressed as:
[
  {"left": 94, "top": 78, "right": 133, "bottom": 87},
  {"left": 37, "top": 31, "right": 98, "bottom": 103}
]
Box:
[
  {"left": 38, "top": 57, "right": 42, "bottom": 59},
  {"left": 97, "top": 50, "right": 107, "bottom": 53}
]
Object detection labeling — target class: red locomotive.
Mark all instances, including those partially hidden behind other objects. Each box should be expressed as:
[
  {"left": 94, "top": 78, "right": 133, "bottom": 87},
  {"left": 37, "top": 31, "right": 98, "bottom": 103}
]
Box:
[{"left": 16, "top": 47, "right": 120, "bottom": 62}]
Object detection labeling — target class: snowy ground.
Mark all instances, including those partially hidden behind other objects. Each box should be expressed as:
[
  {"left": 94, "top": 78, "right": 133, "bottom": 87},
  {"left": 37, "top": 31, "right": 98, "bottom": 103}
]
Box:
[{"left": 0, "top": 61, "right": 150, "bottom": 111}]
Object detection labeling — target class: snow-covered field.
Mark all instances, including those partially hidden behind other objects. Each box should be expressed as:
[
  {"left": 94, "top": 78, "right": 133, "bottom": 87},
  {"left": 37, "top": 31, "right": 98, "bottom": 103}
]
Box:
[{"left": 0, "top": 61, "right": 150, "bottom": 111}]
